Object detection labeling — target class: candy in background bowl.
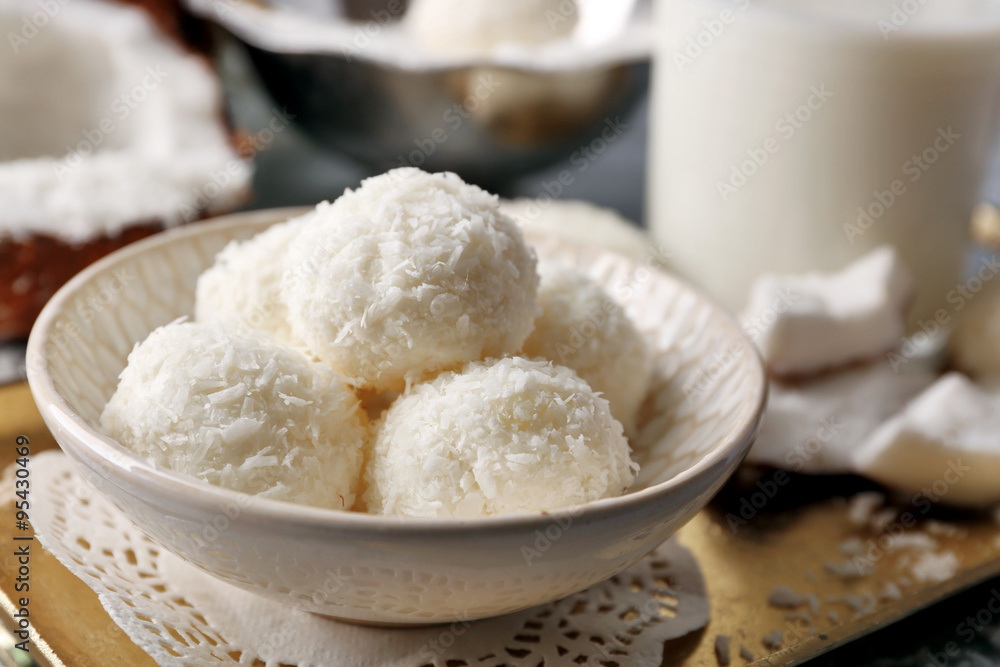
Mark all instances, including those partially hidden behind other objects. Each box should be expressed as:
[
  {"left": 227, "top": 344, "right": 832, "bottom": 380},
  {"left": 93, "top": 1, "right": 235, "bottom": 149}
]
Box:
[
  {"left": 184, "top": 0, "right": 651, "bottom": 188},
  {"left": 26, "top": 207, "right": 766, "bottom": 625}
]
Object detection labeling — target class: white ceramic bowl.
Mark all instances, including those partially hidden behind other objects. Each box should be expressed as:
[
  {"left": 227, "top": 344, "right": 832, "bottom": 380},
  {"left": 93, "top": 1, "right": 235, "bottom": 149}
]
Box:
[{"left": 27, "top": 208, "right": 767, "bottom": 625}]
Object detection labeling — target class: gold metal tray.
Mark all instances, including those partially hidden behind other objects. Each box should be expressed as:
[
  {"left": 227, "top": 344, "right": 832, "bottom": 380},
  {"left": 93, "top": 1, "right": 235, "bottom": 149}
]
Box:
[{"left": 2, "top": 381, "right": 998, "bottom": 666}]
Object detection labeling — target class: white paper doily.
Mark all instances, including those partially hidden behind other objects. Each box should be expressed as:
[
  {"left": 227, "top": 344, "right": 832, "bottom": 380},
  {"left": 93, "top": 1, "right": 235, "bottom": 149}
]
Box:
[{"left": 25, "top": 451, "right": 708, "bottom": 666}]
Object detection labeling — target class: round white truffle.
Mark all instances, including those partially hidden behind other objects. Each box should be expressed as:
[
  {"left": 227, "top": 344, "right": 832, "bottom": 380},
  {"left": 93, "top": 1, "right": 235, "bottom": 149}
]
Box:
[
  {"left": 407, "top": 0, "right": 578, "bottom": 57},
  {"left": 364, "top": 357, "right": 637, "bottom": 518},
  {"left": 100, "top": 321, "right": 369, "bottom": 510},
  {"left": 522, "top": 263, "right": 652, "bottom": 428},
  {"left": 950, "top": 280, "right": 1000, "bottom": 378},
  {"left": 282, "top": 168, "right": 539, "bottom": 391},
  {"left": 195, "top": 219, "right": 304, "bottom": 344}
]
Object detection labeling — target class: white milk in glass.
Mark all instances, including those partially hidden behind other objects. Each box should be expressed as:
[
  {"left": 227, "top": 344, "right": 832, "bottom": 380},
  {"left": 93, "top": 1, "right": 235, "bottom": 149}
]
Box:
[{"left": 649, "top": 0, "right": 1000, "bottom": 322}]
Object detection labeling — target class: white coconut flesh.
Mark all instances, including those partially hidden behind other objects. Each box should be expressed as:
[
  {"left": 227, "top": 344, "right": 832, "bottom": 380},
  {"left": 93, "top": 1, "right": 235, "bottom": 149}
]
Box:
[{"left": 0, "top": 0, "right": 251, "bottom": 242}]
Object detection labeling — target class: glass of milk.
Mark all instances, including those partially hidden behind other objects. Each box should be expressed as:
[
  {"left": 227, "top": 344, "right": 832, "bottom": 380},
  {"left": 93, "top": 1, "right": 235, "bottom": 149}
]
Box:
[{"left": 648, "top": 0, "right": 1000, "bottom": 322}]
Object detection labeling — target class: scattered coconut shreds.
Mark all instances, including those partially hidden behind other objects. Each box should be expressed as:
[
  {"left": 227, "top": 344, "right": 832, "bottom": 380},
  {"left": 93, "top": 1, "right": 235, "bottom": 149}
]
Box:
[
  {"left": 522, "top": 261, "right": 653, "bottom": 430},
  {"left": 740, "top": 245, "right": 913, "bottom": 377},
  {"left": 853, "top": 373, "right": 1000, "bottom": 508},
  {"left": 364, "top": 357, "right": 637, "bottom": 517},
  {"left": 714, "top": 634, "right": 732, "bottom": 666},
  {"left": 926, "top": 520, "right": 965, "bottom": 537},
  {"left": 740, "top": 645, "right": 756, "bottom": 662},
  {"left": 910, "top": 551, "right": 960, "bottom": 583},
  {"left": 880, "top": 582, "right": 903, "bottom": 601},
  {"left": 281, "top": 168, "right": 540, "bottom": 392},
  {"left": 824, "top": 559, "right": 872, "bottom": 580},
  {"left": 807, "top": 594, "right": 821, "bottom": 616},
  {"left": 768, "top": 585, "right": 806, "bottom": 609},
  {"left": 839, "top": 537, "right": 865, "bottom": 556},
  {"left": 886, "top": 533, "right": 937, "bottom": 552},
  {"left": 870, "top": 508, "right": 899, "bottom": 532},
  {"left": 847, "top": 492, "right": 886, "bottom": 526},
  {"left": 99, "top": 321, "right": 369, "bottom": 510},
  {"left": 827, "top": 610, "right": 840, "bottom": 624},
  {"left": 762, "top": 630, "right": 784, "bottom": 650}
]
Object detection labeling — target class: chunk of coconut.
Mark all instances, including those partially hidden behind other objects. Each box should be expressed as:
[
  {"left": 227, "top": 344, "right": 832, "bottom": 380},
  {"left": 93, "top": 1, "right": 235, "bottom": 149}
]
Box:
[
  {"left": 746, "top": 361, "right": 936, "bottom": 474},
  {"left": 741, "top": 246, "right": 913, "bottom": 377},
  {"left": 853, "top": 373, "right": 1000, "bottom": 508}
]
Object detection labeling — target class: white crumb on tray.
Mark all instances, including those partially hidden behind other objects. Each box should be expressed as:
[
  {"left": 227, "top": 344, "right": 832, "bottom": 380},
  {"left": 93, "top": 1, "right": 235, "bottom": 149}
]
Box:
[
  {"left": 926, "top": 520, "right": 965, "bottom": 537},
  {"left": 848, "top": 492, "right": 886, "bottom": 526},
  {"left": 880, "top": 582, "right": 903, "bottom": 601},
  {"left": 714, "top": 634, "right": 732, "bottom": 666},
  {"left": 824, "top": 559, "right": 872, "bottom": 580},
  {"left": 739, "top": 645, "right": 756, "bottom": 661},
  {"left": 768, "top": 585, "right": 806, "bottom": 609},
  {"left": 853, "top": 373, "right": 1000, "bottom": 508},
  {"left": 910, "top": 551, "right": 960, "bottom": 583},
  {"left": 886, "top": 534, "right": 937, "bottom": 552},
  {"left": 762, "top": 630, "right": 784, "bottom": 649},
  {"left": 807, "top": 593, "right": 821, "bottom": 616},
  {"left": 741, "top": 246, "right": 913, "bottom": 377},
  {"left": 827, "top": 610, "right": 840, "bottom": 624},
  {"left": 839, "top": 537, "right": 865, "bottom": 556}
]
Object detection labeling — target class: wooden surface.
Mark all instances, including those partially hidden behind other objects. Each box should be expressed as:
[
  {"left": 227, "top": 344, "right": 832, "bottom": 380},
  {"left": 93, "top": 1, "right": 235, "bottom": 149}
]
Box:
[{"left": 1, "top": 380, "right": 999, "bottom": 667}]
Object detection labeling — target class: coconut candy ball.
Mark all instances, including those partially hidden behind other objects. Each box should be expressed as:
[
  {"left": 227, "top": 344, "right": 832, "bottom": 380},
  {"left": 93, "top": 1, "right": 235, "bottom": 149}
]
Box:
[
  {"left": 522, "top": 262, "right": 652, "bottom": 429},
  {"left": 100, "top": 321, "right": 369, "bottom": 510},
  {"left": 364, "top": 356, "right": 637, "bottom": 518},
  {"left": 406, "top": 0, "right": 578, "bottom": 57},
  {"left": 195, "top": 219, "right": 304, "bottom": 345},
  {"left": 282, "top": 168, "right": 539, "bottom": 391}
]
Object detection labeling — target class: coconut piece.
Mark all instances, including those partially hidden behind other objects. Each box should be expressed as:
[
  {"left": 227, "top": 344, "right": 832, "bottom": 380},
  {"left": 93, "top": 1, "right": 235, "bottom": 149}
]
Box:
[
  {"left": 745, "top": 361, "right": 935, "bottom": 474},
  {"left": 0, "top": 0, "right": 250, "bottom": 340},
  {"left": 910, "top": 551, "right": 959, "bottom": 583},
  {"left": 282, "top": 168, "right": 539, "bottom": 391},
  {"left": 364, "top": 357, "right": 636, "bottom": 518},
  {"left": 100, "top": 321, "right": 368, "bottom": 510},
  {"left": 195, "top": 219, "right": 305, "bottom": 344},
  {"left": 407, "top": 0, "right": 578, "bottom": 57},
  {"left": 741, "top": 246, "right": 913, "bottom": 377},
  {"left": 847, "top": 491, "right": 886, "bottom": 527},
  {"left": 522, "top": 262, "right": 652, "bottom": 429},
  {"left": 950, "top": 279, "right": 1000, "bottom": 379},
  {"left": 502, "top": 198, "right": 652, "bottom": 263},
  {"left": 853, "top": 373, "right": 1000, "bottom": 508},
  {"left": 762, "top": 630, "right": 783, "bottom": 650},
  {"left": 768, "top": 585, "right": 806, "bottom": 609},
  {"left": 714, "top": 635, "right": 731, "bottom": 666}
]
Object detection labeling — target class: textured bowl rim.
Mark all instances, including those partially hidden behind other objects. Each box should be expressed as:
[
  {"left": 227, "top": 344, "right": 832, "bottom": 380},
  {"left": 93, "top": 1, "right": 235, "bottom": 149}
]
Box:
[{"left": 26, "top": 207, "right": 768, "bottom": 536}]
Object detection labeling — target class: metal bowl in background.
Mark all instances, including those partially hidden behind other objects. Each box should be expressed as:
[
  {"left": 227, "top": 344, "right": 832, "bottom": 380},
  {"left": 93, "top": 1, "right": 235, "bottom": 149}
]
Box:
[{"left": 188, "top": 0, "right": 650, "bottom": 189}]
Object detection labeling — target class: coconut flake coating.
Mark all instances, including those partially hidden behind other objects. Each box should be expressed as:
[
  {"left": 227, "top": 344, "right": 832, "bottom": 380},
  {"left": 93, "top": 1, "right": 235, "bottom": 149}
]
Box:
[
  {"left": 282, "top": 168, "right": 539, "bottom": 391},
  {"left": 365, "top": 357, "right": 637, "bottom": 517},
  {"left": 195, "top": 219, "right": 304, "bottom": 344},
  {"left": 100, "top": 321, "right": 368, "bottom": 510},
  {"left": 522, "top": 263, "right": 652, "bottom": 428}
]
